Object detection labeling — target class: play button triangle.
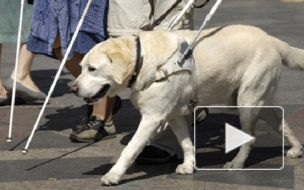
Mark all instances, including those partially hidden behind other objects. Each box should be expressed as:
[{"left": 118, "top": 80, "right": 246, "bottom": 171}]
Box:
[{"left": 225, "top": 123, "right": 255, "bottom": 154}]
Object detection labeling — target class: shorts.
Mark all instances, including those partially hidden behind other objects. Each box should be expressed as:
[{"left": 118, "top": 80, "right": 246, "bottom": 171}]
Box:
[{"left": 107, "top": 0, "right": 194, "bottom": 36}]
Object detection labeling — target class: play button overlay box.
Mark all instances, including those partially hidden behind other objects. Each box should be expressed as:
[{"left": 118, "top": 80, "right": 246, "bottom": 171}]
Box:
[{"left": 194, "top": 106, "right": 284, "bottom": 171}]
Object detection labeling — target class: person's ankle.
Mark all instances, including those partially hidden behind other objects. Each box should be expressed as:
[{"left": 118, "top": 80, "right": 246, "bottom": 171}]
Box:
[
  {"left": 91, "top": 114, "right": 113, "bottom": 123},
  {"left": 0, "top": 89, "right": 10, "bottom": 98}
]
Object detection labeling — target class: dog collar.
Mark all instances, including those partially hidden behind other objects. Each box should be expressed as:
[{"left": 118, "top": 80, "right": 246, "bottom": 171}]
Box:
[{"left": 128, "top": 36, "right": 143, "bottom": 87}]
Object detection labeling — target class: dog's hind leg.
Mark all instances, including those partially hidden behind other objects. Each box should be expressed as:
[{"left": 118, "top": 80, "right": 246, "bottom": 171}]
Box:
[
  {"left": 224, "top": 107, "right": 258, "bottom": 169},
  {"left": 101, "top": 116, "right": 165, "bottom": 185},
  {"left": 224, "top": 60, "right": 282, "bottom": 169},
  {"left": 259, "top": 108, "right": 303, "bottom": 158},
  {"left": 168, "top": 116, "right": 195, "bottom": 174}
]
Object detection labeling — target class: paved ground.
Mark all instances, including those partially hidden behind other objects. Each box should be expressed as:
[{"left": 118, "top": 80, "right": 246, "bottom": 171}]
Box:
[{"left": 1, "top": 0, "right": 304, "bottom": 189}]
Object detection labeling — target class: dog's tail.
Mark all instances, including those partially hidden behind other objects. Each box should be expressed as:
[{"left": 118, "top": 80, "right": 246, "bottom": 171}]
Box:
[{"left": 275, "top": 38, "right": 304, "bottom": 70}]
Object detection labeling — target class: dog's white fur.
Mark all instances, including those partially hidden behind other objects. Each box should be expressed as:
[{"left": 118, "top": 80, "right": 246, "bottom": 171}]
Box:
[{"left": 72, "top": 25, "right": 303, "bottom": 185}]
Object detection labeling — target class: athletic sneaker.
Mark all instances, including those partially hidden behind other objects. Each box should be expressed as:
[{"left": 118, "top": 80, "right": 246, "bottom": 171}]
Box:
[
  {"left": 70, "top": 115, "right": 116, "bottom": 143},
  {"left": 73, "top": 95, "right": 122, "bottom": 132}
]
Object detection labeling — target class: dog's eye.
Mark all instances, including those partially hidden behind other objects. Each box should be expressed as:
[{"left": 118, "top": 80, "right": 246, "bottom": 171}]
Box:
[{"left": 88, "top": 66, "right": 96, "bottom": 72}]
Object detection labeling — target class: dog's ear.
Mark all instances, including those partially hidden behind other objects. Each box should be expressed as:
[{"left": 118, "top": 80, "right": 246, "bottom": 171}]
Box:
[{"left": 107, "top": 49, "right": 131, "bottom": 85}]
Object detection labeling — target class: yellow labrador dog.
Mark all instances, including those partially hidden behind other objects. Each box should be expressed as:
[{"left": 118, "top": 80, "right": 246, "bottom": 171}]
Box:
[{"left": 71, "top": 25, "right": 303, "bottom": 185}]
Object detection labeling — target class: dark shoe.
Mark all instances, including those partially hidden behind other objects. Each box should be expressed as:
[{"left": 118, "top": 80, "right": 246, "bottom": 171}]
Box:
[
  {"left": 73, "top": 104, "right": 94, "bottom": 132},
  {"left": 70, "top": 115, "right": 116, "bottom": 143},
  {"left": 0, "top": 96, "right": 26, "bottom": 106},
  {"left": 73, "top": 96, "right": 122, "bottom": 132},
  {"left": 135, "top": 145, "right": 177, "bottom": 165},
  {"left": 3, "top": 78, "right": 47, "bottom": 100}
]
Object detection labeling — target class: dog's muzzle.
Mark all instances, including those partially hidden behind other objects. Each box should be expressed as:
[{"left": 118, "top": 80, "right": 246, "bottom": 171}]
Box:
[
  {"left": 71, "top": 83, "right": 110, "bottom": 104},
  {"left": 84, "top": 84, "right": 110, "bottom": 104}
]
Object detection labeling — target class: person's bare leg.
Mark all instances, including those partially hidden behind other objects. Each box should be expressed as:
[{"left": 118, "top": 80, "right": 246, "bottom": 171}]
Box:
[
  {"left": 0, "top": 44, "right": 10, "bottom": 98},
  {"left": 10, "top": 43, "right": 41, "bottom": 92},
  {"left": 53, "top": 47, "right": 82, "bottom": 78},
  {"left": 93, "top": 96, "right": 115, "bottom": 122}
]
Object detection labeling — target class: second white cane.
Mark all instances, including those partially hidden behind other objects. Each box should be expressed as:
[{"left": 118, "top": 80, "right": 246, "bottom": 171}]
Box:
[{"left": 22, "top": 0, "right": 93, "bottom": 154}]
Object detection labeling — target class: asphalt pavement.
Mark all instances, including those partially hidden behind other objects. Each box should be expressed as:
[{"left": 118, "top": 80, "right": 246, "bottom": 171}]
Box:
[{"left": 1, "top": 0, "right": 304, "bottom": 189}]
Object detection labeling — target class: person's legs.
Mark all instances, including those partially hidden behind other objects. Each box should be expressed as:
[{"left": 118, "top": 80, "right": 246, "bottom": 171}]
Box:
[
  {"left": 135, "top": 123, "right": 182, "bottom": 165},
  {"left": 0, "top": 44, "right": 10, "bottom": 98},
  {"left": 10, "top": 43, "right": 40, "bottom": 92},
  {"left": 136, "top": 115, "right": 194, "bottom": 165},
  {"left": 2, "top": 42, "right": 47, "bottom": 100},
  {"left": 92, "top": 96, "right": 116, "bottom": 123},
  {"left": 0, "top": 44, "right": 27, "bottom": 105},
  {"left": 53, "top": 46, "right": 83, "bottom": 78}
]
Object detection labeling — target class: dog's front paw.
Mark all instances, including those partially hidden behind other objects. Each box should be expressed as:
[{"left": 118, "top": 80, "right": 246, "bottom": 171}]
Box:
[
  {"left": 101, "top": 172, "right": 122, "bottom": 186},
  {"left": 224, "top": 161, "right": 244, "bottom": 169},
  {"left": 286, "top": 146, "right": 303, "bottom": 158},
  {"left": 176, "top": 163, "right": 194, "bottom": 174}
]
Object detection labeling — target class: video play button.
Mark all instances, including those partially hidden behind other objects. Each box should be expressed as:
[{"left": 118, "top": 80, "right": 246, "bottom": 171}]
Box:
[
  {"left": 194, "top": 106, "right": 284, "bottom": 170},
  {"left": 225, "top": 123, "right": 255, "bottom": 154}
]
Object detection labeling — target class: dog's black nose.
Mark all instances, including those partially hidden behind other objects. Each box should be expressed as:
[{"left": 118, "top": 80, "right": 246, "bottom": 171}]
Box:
[{"left": 71, "top": 84, "right": 78, "bottom": 93}]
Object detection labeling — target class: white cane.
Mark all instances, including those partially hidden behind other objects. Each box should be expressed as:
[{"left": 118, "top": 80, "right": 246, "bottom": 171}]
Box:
[
  {"left": 178, "top": 0, "right": 222, "bottom": 64},
  {"left": 168, "top": 0, "right": 195, "bottom": 31},
  {"left": 22, "top": 0, "right": 93, "bottom": 154},
  {"left": 7, "top": 0, "right": 25, "bottom": 142}
]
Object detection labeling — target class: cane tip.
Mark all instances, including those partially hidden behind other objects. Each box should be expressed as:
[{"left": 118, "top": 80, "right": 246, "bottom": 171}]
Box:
[
  {"left": 6, "top": 138, "right": 12, "bottom": 142},
  {"left": 22, "top": 149, "right": 28, "bottom": 154}
]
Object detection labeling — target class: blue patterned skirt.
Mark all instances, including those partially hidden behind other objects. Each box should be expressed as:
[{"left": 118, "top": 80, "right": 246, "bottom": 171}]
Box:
[{"left": 27, "top": 0, "right": 108, "bottom": 59}]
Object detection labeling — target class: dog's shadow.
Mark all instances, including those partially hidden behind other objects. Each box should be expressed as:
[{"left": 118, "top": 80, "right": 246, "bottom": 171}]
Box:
[{"left": 83, "top": 160, "right": 180, "bottom": 185}]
